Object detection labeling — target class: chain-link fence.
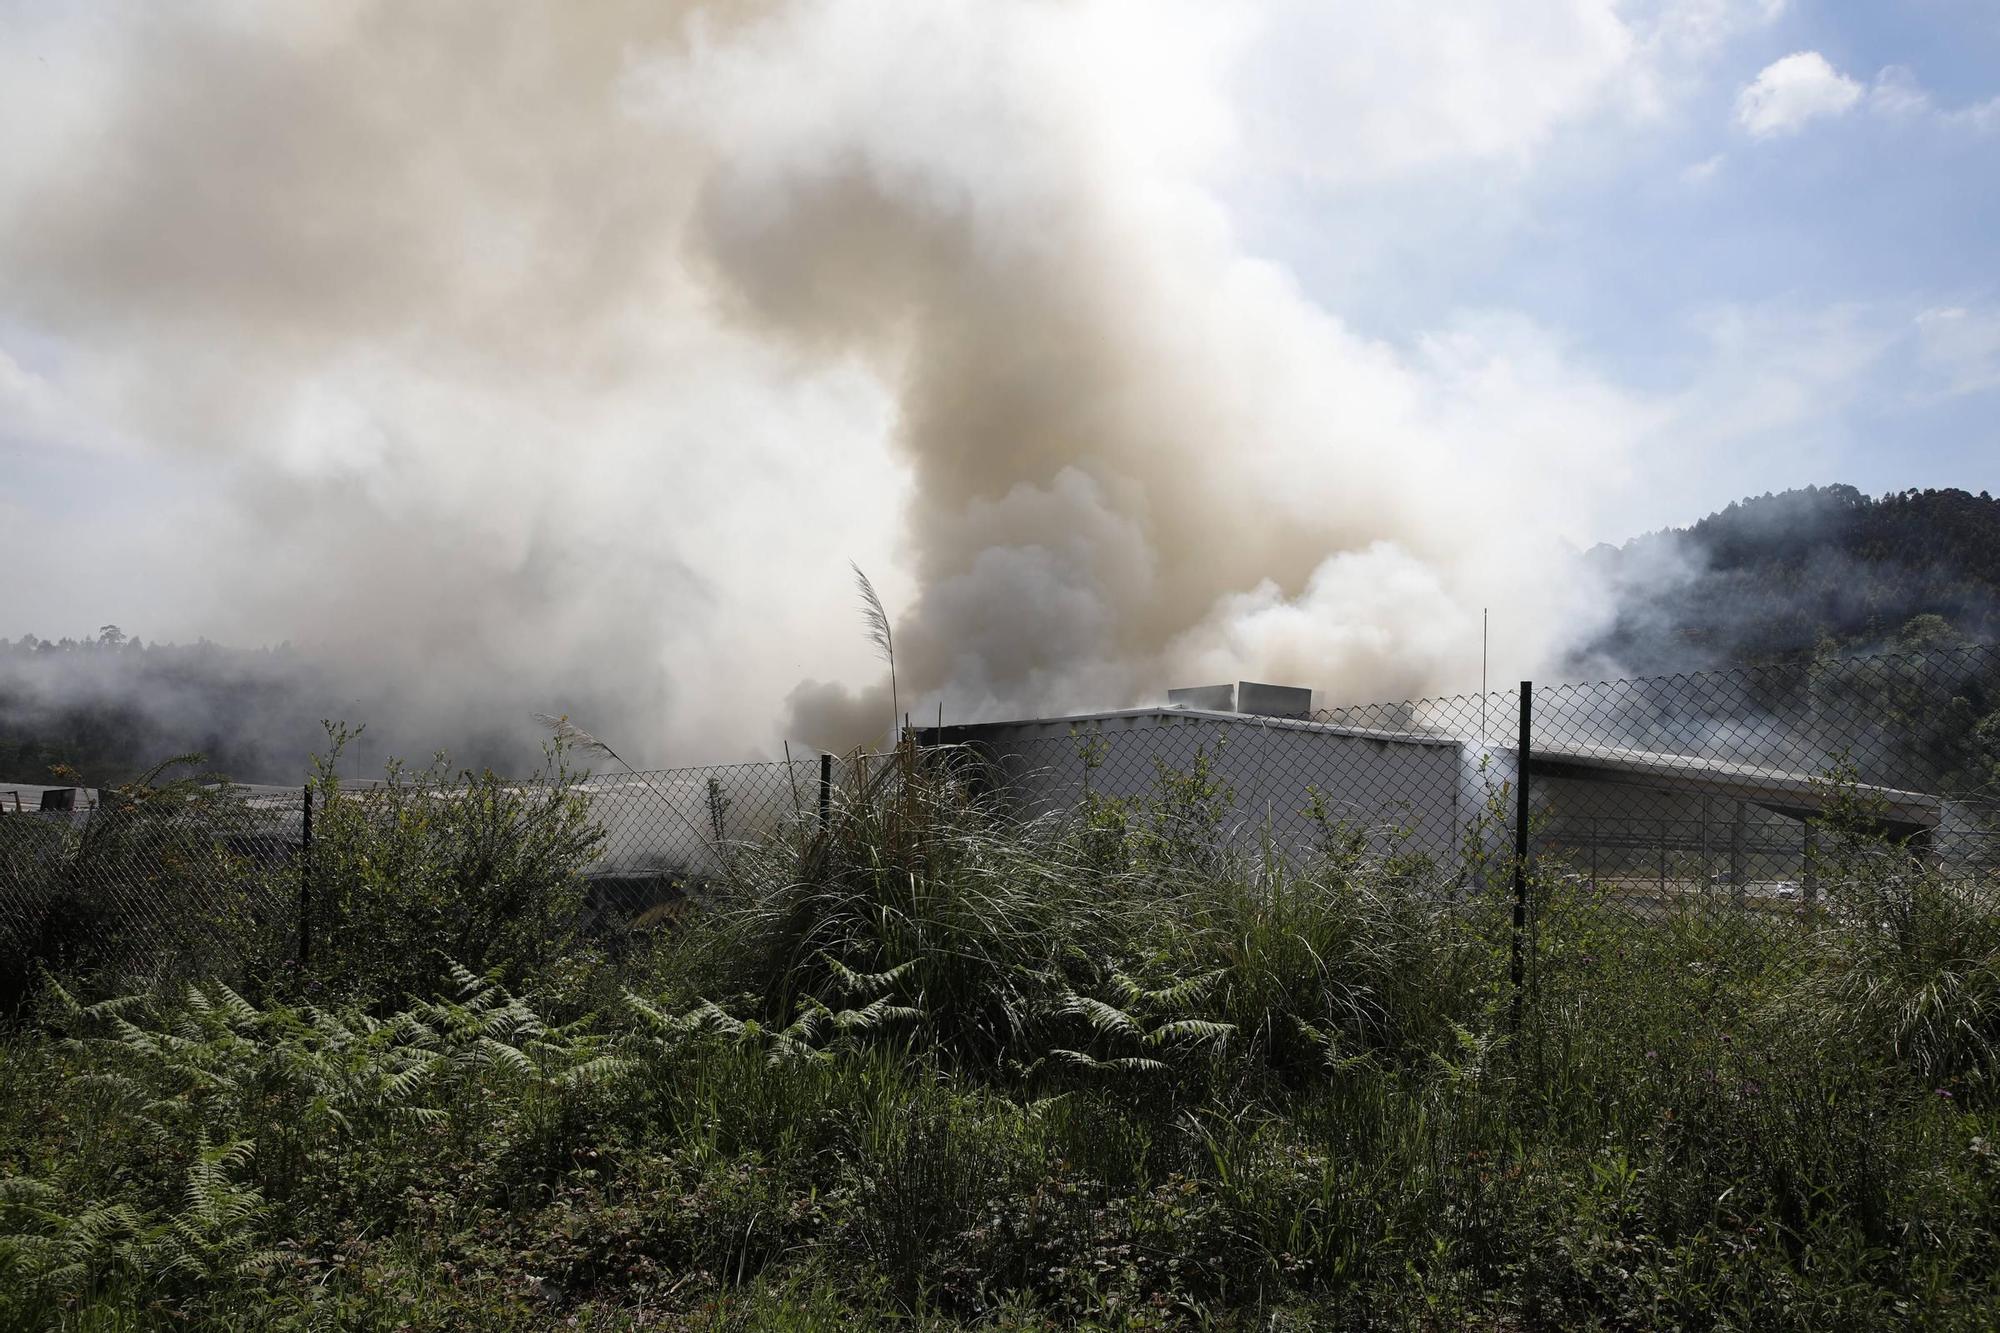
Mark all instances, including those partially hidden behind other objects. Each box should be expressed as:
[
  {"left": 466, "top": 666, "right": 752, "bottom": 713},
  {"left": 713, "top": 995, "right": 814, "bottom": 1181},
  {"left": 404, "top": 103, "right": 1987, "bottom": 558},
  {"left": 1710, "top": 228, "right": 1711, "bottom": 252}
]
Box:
[
  {"left": 920, "top": 641, "right": 2000, "bottom": 1050},
  {"left": 5, "top": 643, "right": 1997, "bottom": 1018},
  {"left": 923, "top": 644, "right": 1999, "bottom": 881},
  {"left": 0, "top": 755, "right": 874, "bottom": 1002}
]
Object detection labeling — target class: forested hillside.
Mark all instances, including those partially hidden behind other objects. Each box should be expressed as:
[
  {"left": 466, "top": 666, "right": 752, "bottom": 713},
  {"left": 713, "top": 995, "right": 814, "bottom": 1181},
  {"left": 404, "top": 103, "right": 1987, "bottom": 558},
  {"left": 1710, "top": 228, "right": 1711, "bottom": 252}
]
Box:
[
  {"left": 0, "top": 632, "right": 531, "bottom": 788},
  {"left": 1584, "top": 484, "right": 2000, "bottom": 670},
  {"left": 0, "top": 633, "right": 333, "bottom": 787}
]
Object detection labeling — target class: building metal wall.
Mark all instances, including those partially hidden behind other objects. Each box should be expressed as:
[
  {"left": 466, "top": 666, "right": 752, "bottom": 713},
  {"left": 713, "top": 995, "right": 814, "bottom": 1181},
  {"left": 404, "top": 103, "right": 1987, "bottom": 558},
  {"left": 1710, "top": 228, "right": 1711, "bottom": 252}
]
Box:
[{"left": 929, "top": 710, "right": 1470, "bottom": 861}]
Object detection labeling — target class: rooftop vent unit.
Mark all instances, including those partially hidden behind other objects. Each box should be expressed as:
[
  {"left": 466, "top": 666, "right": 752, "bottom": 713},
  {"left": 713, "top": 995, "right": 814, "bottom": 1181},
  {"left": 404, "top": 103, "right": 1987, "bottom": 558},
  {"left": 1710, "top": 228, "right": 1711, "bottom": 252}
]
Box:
[{"left": 1166, "top": 681, "right": 1313, "bottom": 719}]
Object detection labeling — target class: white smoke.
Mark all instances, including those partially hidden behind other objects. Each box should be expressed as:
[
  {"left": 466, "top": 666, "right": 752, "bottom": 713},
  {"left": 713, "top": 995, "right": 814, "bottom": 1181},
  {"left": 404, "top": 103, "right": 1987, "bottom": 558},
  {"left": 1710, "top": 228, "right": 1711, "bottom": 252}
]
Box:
[{"left": 0, "top": 2, "right": 1742, "bottom": 765}]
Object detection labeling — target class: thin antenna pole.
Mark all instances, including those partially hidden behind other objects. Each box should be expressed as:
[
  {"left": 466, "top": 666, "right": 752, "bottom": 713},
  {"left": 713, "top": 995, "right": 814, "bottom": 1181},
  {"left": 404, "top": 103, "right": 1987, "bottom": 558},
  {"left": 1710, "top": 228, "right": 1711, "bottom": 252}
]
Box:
[{"left": 1481, "top": 608, "right": 1489, "bottom": 747}]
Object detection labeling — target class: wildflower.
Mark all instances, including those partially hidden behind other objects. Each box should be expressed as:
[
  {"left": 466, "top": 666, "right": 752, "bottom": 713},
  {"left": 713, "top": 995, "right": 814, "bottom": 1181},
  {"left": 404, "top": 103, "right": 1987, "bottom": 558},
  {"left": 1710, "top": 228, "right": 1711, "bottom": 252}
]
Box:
[{"left": 1937, "top": 1088, "right": 1954, "bottom": 1100}]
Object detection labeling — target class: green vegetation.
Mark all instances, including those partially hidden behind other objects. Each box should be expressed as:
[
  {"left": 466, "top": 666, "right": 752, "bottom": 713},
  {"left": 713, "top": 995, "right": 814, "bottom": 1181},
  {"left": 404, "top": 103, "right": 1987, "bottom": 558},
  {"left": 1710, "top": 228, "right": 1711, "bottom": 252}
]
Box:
[
  {"left": 301, "top": 726, "right": 603, "bottom": 1002},
  {"left": 4, "top": 745, "right": 1999, "bottom": 1329}
]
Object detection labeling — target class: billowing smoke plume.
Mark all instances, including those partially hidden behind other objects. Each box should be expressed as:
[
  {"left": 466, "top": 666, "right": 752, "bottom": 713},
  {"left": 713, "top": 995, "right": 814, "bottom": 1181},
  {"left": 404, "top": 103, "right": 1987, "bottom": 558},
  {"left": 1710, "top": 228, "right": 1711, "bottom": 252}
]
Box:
[{"left": 1, "top": 2, "right": 1662, "bottom": 770}]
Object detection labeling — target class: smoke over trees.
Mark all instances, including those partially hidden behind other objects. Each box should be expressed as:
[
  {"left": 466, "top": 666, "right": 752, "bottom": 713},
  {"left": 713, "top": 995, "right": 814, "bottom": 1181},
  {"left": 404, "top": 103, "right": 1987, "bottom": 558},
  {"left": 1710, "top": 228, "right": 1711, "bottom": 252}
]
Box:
[
  {"left": 9, "top": 484, "right": 1999, "bottom": 785},
  {"left": 0, "top": 2, "right": 1675, "bottom": 770},
  {"left": 1583, "top": 485, "right": 2000, "bottom": 671},
  {"left": 2, "top": 5, "right": 1985, "bottom": 776}
]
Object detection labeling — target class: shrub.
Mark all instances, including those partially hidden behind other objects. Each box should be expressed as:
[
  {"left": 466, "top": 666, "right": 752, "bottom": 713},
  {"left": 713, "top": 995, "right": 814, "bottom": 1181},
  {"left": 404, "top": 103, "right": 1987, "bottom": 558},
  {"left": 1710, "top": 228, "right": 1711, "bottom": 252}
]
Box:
[{"left": 302, "top": 728, "right": 602, "bottom": 1004}]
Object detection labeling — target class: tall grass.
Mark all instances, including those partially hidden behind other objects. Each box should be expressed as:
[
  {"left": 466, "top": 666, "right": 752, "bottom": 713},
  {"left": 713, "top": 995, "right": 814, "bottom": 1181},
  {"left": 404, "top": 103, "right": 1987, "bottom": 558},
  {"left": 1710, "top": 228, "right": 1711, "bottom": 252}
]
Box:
[{"left": 2, "top": 745, "right": 1998, "bottom": 1328}]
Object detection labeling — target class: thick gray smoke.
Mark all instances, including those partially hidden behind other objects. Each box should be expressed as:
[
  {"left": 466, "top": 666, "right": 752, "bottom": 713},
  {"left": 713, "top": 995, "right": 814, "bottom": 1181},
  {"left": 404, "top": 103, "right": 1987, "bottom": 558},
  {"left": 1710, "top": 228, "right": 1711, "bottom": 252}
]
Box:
[{"left": 1, "top": 2, "right": 1683, "bottom": 767}]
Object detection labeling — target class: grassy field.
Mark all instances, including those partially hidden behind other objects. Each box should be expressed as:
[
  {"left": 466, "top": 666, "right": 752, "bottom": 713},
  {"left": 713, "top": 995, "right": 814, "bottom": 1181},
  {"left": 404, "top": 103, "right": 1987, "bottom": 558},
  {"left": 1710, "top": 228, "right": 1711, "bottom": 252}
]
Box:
[{"left": 2, "top": 750, "right": 1998, "bottom": 1329}]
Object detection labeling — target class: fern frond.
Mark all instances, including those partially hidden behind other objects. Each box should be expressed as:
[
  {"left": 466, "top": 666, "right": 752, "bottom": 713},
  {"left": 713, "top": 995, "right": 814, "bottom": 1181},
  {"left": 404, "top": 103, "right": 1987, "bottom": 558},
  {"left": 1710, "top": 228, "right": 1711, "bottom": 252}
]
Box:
[
  {"left": 1047, "top": 1048, "right": 1103, "bottom": 1068},
  {"left": 778, "top": 1007, "right": 826, "bottom": 1046},
  {"left": 1143, "top": 1019, "right": 1235, "bottom": 1047},
  {"left": 831, "top": 998, "right": 924, "bottom": 1031},
  {"left": 471, "top": 1038, "right": 535, "bottom": 1078},
  {"left": 555, "top": 1055, "right": 634, "bottom": 1090},
  {"left": 765, "top": 1034, "right": 832, "bottom": 1066},
  {"left": 1142, "top": 969, "right": 1227, "bottom": 1010},
  {"left": 394, "top": 1106, "right": 449, "bottom": 1126},
  {"left": 822, "top": 954, "right": 917, "bottom": 997},
  {"left": 622, "top": 991, "right": 678, "bottom": 1032},
  {"left": 445, "top": 960, "right": 491, "bottom": 1003},
  {"left": 236, "top": 1248, "right": 290, "bottom": 1277},
  {"left": 44, "top": 976, "right": 85, "bottom": 1022},
  {"left": 211, "top": 983, "right": 261, "bottom": 1028},
  {"left": 678, "top": 1000, "right": 745, "bottom": 1036},
  {"left": 1065, "top": 995, "right": 1141, "bottom": 1040},
  {"left": 0, "top": 1176, "right": 61, "bottom": 1207},
  {"left": 383, "top": 1056, "right": 446, "bottom": 1102},
  {"left": 210, "top": 1139, "right": 257, "bottom": 1173}
]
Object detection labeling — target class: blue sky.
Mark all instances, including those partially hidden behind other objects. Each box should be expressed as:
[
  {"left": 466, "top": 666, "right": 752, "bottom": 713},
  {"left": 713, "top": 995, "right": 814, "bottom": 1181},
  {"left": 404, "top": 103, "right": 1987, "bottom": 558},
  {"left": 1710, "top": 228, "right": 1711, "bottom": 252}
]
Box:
[{"left": 1229, "top": 1, "right": 1999, "bottom": 532}]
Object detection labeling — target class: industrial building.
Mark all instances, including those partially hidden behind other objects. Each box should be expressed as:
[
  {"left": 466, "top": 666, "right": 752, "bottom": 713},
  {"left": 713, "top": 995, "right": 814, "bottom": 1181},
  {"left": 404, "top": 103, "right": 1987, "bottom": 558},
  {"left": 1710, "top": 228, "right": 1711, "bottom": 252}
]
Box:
[{"left": 916, "top": 680, "right": 1954, "bottom": 897}]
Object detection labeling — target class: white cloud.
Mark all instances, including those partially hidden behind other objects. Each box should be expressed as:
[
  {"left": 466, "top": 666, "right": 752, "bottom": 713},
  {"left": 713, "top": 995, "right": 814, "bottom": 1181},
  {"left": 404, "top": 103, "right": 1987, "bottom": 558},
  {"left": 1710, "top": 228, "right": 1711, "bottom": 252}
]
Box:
[
  {"left": 1951, "top": 98, "right": 2000, "bottom": 134},
  {"left": 1741, "top": 56, "right": 1999, "bottom": 139},
  {"left": 1869, "top": 64, "right": 1933, "bottom": 119},
  {"left": 1231, "top": 1, "right": 1787, "bottom": 186},
  {"left": 1735, "top": 51, "right": 1863, "bottom": 137},
  {"left": 1680, "top": 153, "right": 1724, "bottom": 183},
  {"left": 1235, "top": 2, "right": 1638, "bottom": 183},
  {"left": 1214, "top": 0, "right": 1800, "bottom": 204},
  {"left": 1647, "top": 0, "right": 1788, "bottom": 56},
  {"left": 1868, "top": 64, "right": 2000, "bottom": 133},
  {"left": 1598, "top": 301, "right": 1900, "bottom": 534},
  {"left": 1916, "top": 306, "right": 2000, "bottom": 397}
]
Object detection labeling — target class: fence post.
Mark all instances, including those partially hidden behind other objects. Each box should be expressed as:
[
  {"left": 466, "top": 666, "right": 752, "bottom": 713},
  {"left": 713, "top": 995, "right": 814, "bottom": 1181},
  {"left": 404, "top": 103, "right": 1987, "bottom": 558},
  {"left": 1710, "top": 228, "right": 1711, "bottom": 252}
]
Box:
[
  {"left": 1510, "top": 681, "right": 1533, "bottom": 1033},
  {"left": 818, "top": 753, "right": 833, "bottom": 830},
  {"left": 1802, "top": 820, "right": 1818, "bottom": 918},
  {"left": 299, "top": 784, "right": 313, "bottom": 970},
  {"left": 1729, "top": 799, "right": 1746, "bottom": 912},
  {"left": 1700, "top": 797, "right": 1712, "bottom": 891}
]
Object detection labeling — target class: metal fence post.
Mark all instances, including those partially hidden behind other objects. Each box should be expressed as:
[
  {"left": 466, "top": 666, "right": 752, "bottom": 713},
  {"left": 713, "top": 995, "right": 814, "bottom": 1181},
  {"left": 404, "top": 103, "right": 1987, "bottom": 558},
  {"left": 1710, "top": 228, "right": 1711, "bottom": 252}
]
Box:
[
  {"left": 1729, "top": 799, "right": 1746, "bottom": 912},
  {"left": 1802, "top": 820, "right": 1818, "bottom": 917},
  {"left": 299, "top": 784, "right": 313, "bottom": 970},
  {"left": 818, "top": 753, "right": 833, "bottom": 830},
  {"left": 1510, "top": 681, "right": 1532, "bottom": 1033}
]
